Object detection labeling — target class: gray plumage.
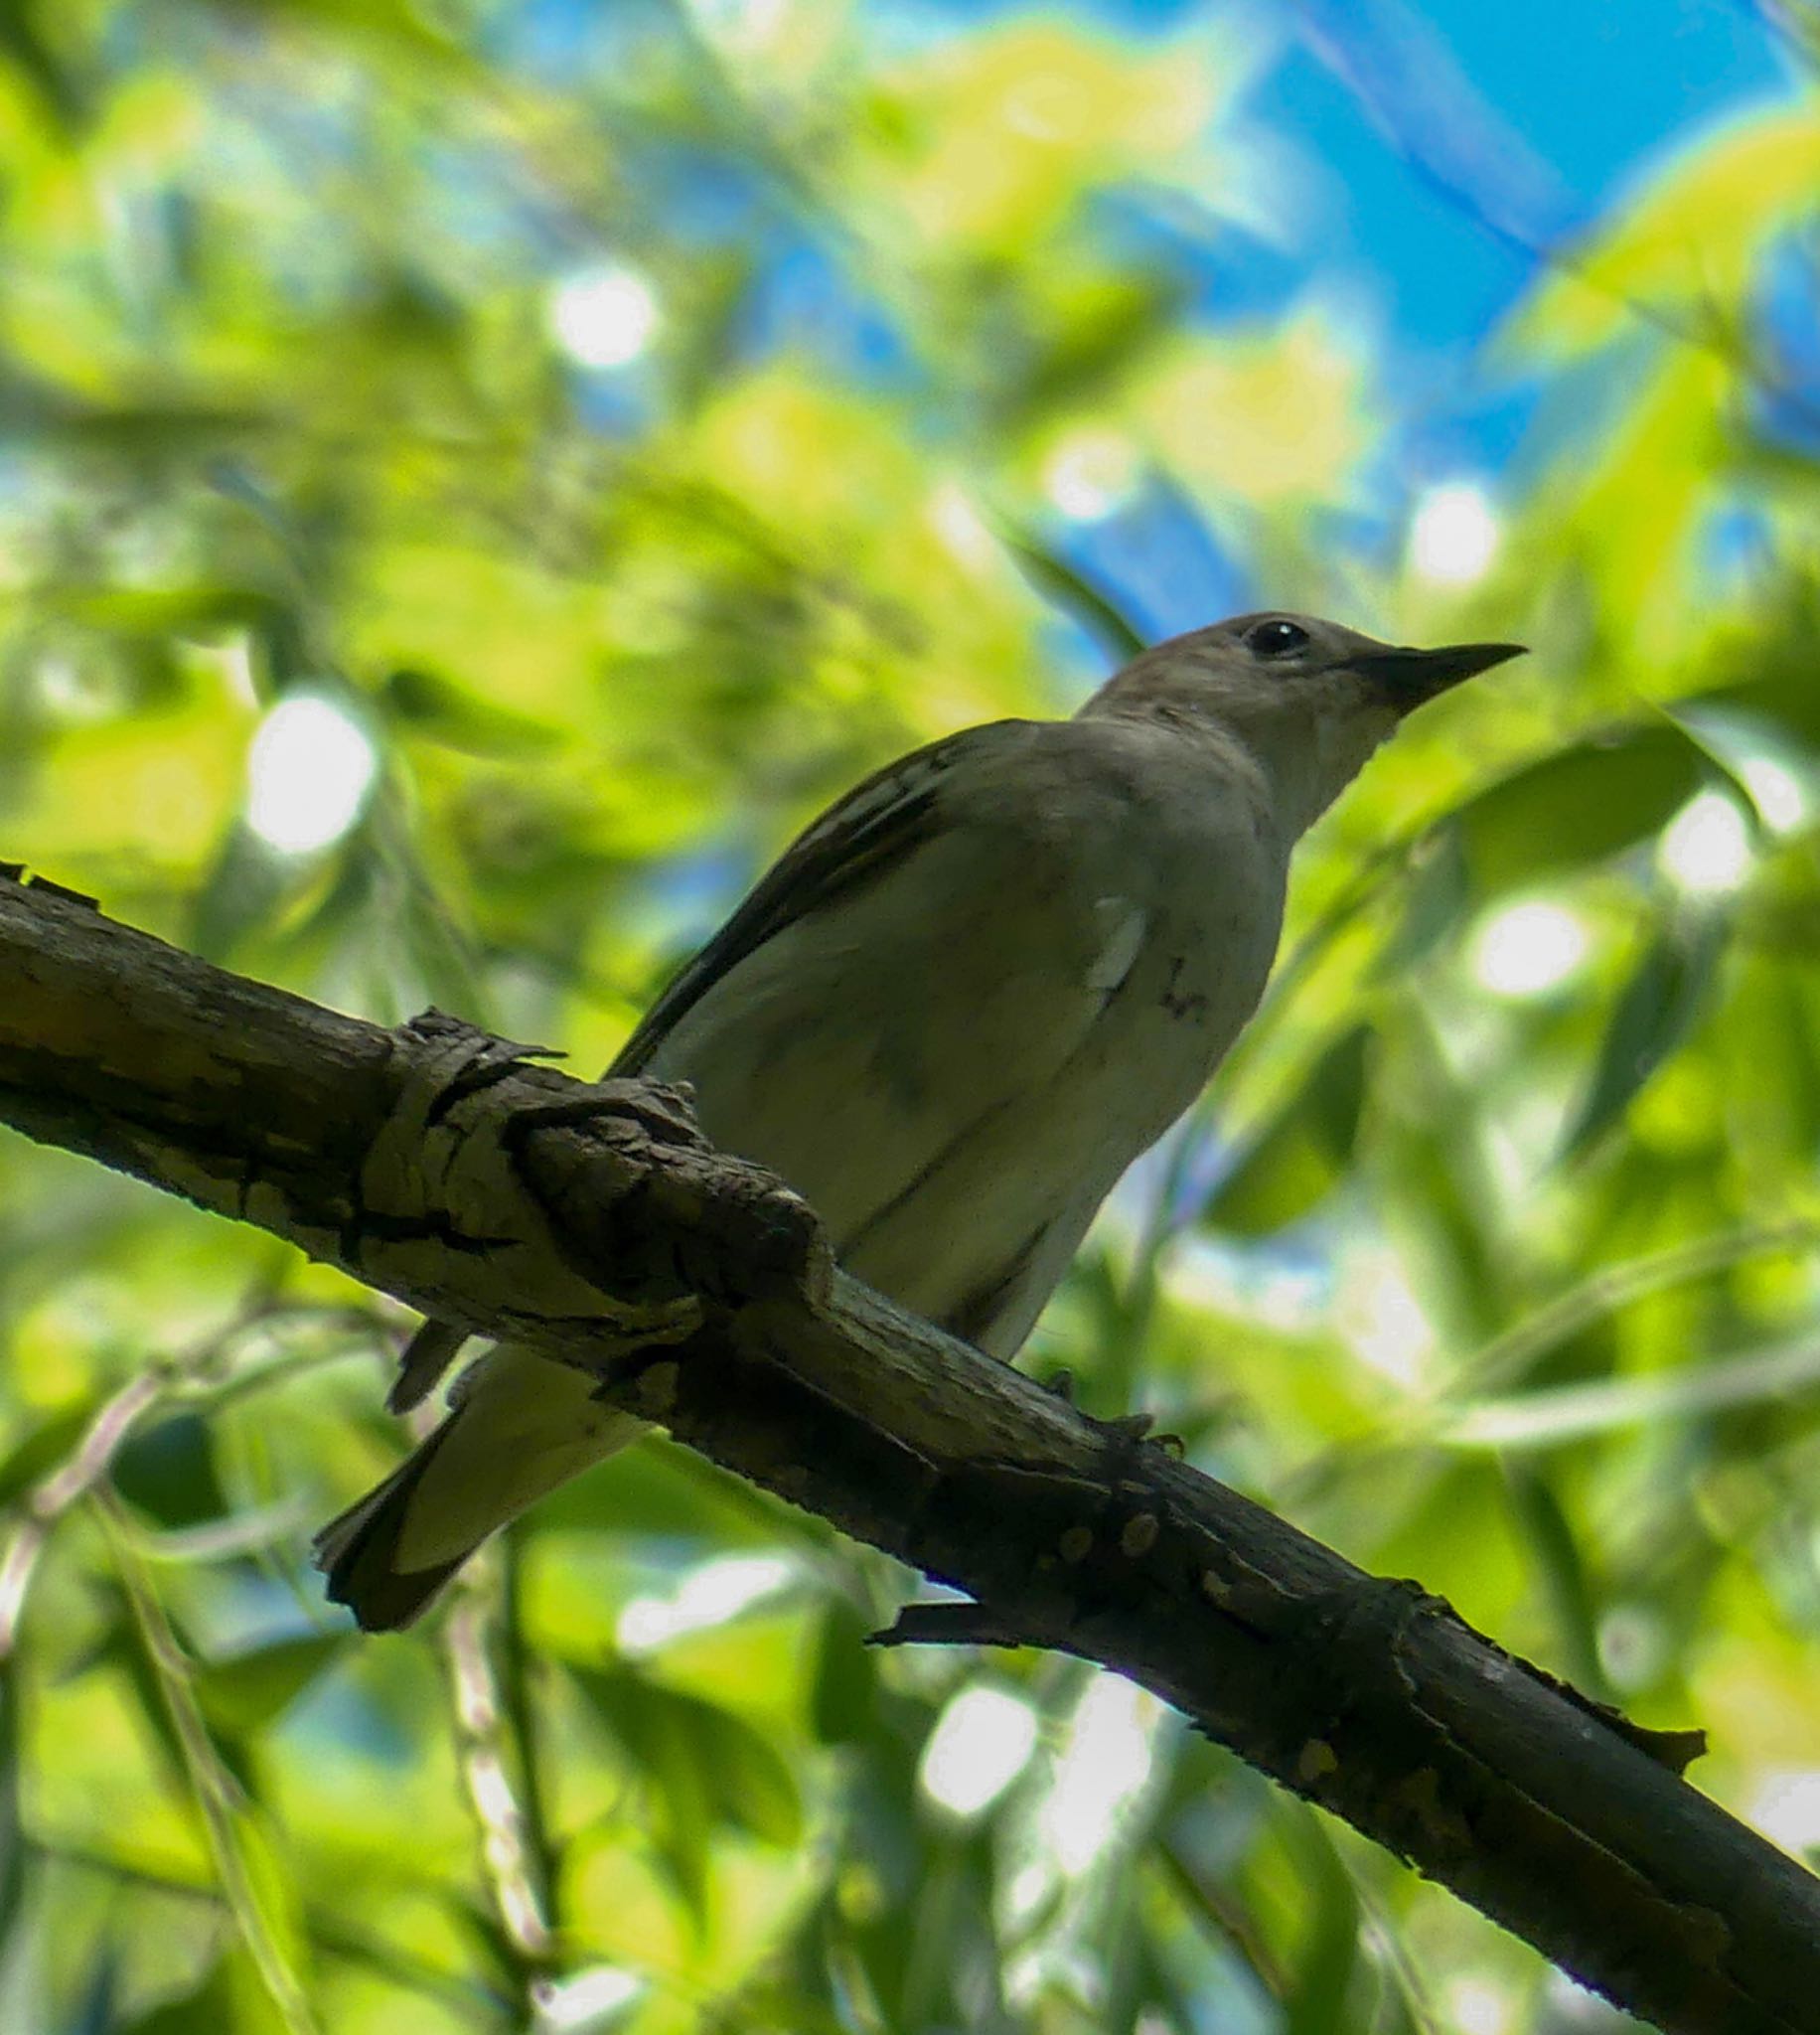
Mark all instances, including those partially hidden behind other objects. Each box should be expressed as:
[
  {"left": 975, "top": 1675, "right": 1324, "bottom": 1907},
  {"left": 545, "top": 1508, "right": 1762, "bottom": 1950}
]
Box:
[{"left": 317, "top": 612, "right": 1521, "bottom": 1628}]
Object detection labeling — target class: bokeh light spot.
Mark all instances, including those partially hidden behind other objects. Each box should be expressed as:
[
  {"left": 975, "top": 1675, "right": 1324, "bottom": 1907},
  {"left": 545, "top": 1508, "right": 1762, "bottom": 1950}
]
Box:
[
  {"left": 617, "top": 1553, "right": 794, "bottom": 1654},
  {"left": 919, "top": 1684, "right": 1040, "bottom": 1816},
  {"left": 1659, "top": 791, "right": 1751, "bottom": 895},
  {"left": 1445, "top": 1977, "right": 1514, "bottom": 2035},
  {"left": 245, "top": 695, "right": 378, "bottom": 855},
  {"left": 1471, "top": 900, "right": 1592, "bottom": 999},
  {"left": 1741, "top": 754, "right": 1808, "bottom": 833},
  {"left": 1746, "top": 1768, "right": 1820, "bottom": 1854},
  {"left": 550, "top": 262, "right": 661, "bottom": 370},
  {"left": 533, "top": 1964, "right": 643, "bottom": 2031},
  {"left": 1042, "top": 1672, "right": 1155, "bottom": 1873},
  {"left": 1411, "top": 481, "right": 1500, "bottom": 584},
  {"left": 1042, "top": 428, "right": 1140, "bottom": 523}
]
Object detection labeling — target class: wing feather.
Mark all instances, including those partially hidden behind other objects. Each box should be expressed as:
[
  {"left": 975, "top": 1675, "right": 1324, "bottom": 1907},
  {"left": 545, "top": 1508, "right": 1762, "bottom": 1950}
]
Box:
[{"left": 610, "top": 720, "right": 1032, "bottom": 1076}]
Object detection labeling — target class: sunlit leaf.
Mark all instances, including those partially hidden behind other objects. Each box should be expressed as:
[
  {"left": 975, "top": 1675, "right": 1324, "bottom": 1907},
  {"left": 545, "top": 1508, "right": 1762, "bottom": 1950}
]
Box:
[
  {"left": 1133, "top": 313, "right": 1373, "bottom": 507},
  {"left": 1454, "top": 722, "right": 1710, "bottom": 894},
  {"left": 1517, "top": 109, "right": 1820, "bottom": 359},
  {"left": 570, "top": 1660, "right": 805, "bottom": 1922},
  {"left": 864, "top": 20, "right": 1225, "bottom": 251}
]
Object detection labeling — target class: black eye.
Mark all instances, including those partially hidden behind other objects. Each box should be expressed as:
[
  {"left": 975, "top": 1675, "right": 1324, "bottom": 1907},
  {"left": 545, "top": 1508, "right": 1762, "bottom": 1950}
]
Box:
[{"left": 1249, "top": 618, "right": 1310, "bottom": 659}]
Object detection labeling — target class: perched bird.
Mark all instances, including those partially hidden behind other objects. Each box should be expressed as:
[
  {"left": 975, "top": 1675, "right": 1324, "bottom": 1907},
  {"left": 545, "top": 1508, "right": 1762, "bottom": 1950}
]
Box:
[{"left": 318, "top": 612, "right": 1521, "bottom": 1628}]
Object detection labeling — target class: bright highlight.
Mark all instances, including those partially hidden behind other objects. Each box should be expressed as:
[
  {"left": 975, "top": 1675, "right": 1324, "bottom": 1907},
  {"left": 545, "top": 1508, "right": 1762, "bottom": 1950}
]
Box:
[
  {"left": 1042, "top": 429, "right": 1139, "bottom": 523},
  {"left": 616, "top": 1553, "right": 794, "bottom": 1653},
  {"left": 1042, "top": 1672, "right": 1156, "bottom": 1873},
  {"left": 1659, "top": 791, "right": 1751, "bottom": 896},
  {"left": 1471, "top": 900, "right": 1592, "bottom": 999},
  {"left": 550, "top": 262, "right": 661, "bottom": 370},
  {"left": 1343, "top": 1254, "right": 1434, "bottom": 1387},
  {"left": 1746, "top": 1768, "right": 1820, "bottom": 1853},
  {"left": 1411, "top": 481, "right": 1500, "bottom": 584},
  {"left": 244, "top": 695, "right": 378, "bottom": 855},
  {"left": 533, "top": 1965, "right": 643, "bottom": 2030},
  {"left": 919, "top": 1684, "right": 1040, "bottom": 1817},
  {"left": 1444, "top": 1977, "right": 1514, "bottom": 2035},
  {"left": 1741, "top": 755, "right": 1808, "bottom": 834}
]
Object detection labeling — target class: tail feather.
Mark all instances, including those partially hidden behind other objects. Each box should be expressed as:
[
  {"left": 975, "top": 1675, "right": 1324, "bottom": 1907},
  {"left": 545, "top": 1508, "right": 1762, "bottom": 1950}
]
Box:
[
  {"left": 315, "top": 1342, "right": 646, "bottom": 1632},
  {"left": 315, "top": 1422, "right": 470, "bottom": 1630}
]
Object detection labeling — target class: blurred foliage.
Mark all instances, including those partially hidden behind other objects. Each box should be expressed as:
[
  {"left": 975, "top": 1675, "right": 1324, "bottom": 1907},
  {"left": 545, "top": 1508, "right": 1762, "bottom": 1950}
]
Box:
[{"left": 0, "top": 3, "right": 1818, "bottom": 2032}]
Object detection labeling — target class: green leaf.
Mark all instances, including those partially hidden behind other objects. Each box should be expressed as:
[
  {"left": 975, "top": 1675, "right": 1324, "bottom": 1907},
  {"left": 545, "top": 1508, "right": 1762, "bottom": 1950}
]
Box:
[
  {"left": 811, "top": 1600, "right": 880, "bottom": 1745},
  {"left": 0, "top": 1657, "right": 23, "bottom": 1953},
  {"left": 0, "top": 1406, "right": 88, "bottom": 1507},
  {"left": 94, "top": 1604, "right": 191, "bottom": 1788},
  {"left": 0, "top": 2, "right": 85, "bottom": 130},
  {"left": 115, "top": 1959, "right": 235, "bottom": 2035},
  {"left": 992, "top": 523, "right": 1146, "bottom": 660},
  {"left": 1373, "top": 823, "right": 1470, "bottom": 977},
  {"left": 196, "top": 1636, "right": 348, "bottom": 1737},
  {"left": 575, "top": 1664, "right": 712, "bottom": 1922},
  {"left": 67, "top": 1946, "right": 124, "bottom": 2035},
  {"left": 1203, "top": 1027, "right": 1370, "bottom": 1236},
  {"left": 1516, "top": 108, "right": 1820, "bottom": 358},
  {"left": 571, "top": 1662, "right": 805, "bottom": 1922},
  {"left": 702, "top": 1710, "right": 803, "bottom": 1849},
  {"left": 1446, "top": 1331, "right": 1820, "bottom": 1450},
  {"left": 1559, "top": 915, "right": 1726, "bottom": 1160},
  {"left": 379, "top": 667, "right": 561, "bottom": 757},
  {"left": 1282, "top": 1806, "right": 1361, "bottom": 2035},
  {"left": 1502, "top": 1462, "right": 1609, "bottom": 1701},
  {"left": 1454, "top": 721, "right": 1711, "bottom": 893},
  {"left": 111, "top": 1413, "right": 227, "bottom": 1530}
]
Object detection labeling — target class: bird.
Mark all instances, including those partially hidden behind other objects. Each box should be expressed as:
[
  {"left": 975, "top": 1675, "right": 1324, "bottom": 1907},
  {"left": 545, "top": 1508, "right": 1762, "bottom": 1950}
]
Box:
[{"left": 316, "top": 612, "right": 1522, "bottom": 1628}]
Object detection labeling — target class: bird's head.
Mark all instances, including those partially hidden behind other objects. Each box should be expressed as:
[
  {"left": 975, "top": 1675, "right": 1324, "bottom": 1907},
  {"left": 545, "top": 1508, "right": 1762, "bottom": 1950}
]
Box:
[{"left": 1082, "top": 611, "right": 1525, "bottom": 838}]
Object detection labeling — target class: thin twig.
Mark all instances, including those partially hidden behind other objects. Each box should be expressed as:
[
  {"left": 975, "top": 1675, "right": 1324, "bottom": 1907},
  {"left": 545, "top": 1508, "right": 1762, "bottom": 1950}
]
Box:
[
  {"left": 441, "top": 1565, "right": 556, "bottom": 1983},
  {"left": 95, "top": 1492, "right": 322, "bottom": 2035},
  {"left": 0, "top": 1303, "right": 388, "bottom": 1659},
  {"left": 0, "top": 1367, "right": 166, "bottom": 1661},
  {"left": 1279, "top": 1214, "right": 1820, "bottom": 1503},
  {"left": 496, "top": 1533, "right": 563, "bottom": 1934}
]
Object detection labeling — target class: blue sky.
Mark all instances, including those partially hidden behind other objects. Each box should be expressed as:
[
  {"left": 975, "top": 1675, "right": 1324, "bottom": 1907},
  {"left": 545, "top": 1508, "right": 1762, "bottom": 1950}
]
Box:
[
  {"left": 992, "top": 0, "right": 1792, "bottom": 345},
  {"left": 897, "top": 0, "right": 1792, "bottom": 418},
  {"left": 533, "top": 0, "right": 1797, "bottom": 640},
  {"left": 1086, "top": 0, "right": 1792, "bottom": 630},
  {"left": 1272, "top": 0, "right": 1788, "bottom": 343}
]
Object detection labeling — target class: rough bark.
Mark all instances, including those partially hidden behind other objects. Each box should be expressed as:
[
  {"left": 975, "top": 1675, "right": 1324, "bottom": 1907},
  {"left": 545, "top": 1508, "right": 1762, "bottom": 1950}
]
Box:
[{"left": 2, "top": 867, "right": 1818, "bottom": 2035}]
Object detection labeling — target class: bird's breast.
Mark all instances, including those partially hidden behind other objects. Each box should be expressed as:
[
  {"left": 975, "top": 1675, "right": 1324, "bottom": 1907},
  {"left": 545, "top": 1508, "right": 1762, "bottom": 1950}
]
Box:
[{"left": 644, "top": 723, "right": 1290, "bottom": 1351}]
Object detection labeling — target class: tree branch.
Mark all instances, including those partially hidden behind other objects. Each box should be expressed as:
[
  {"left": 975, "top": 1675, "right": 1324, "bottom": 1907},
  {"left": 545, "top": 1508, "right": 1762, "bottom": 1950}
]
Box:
[{"left": 2, "top": 869, "right": 1818, "bottom": 2035}]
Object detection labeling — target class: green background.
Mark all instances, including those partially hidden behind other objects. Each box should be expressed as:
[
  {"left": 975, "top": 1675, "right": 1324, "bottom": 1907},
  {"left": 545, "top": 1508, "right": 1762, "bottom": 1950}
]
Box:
[{"left": 1, "top": 4, "right": 1817, "bottom": 2031}]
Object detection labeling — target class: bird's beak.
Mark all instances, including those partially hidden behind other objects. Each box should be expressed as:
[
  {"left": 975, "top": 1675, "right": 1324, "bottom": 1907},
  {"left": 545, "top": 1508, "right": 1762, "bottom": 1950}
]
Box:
[{"left": 1354, "top": 639, "right": 1526, "bottom": 714}]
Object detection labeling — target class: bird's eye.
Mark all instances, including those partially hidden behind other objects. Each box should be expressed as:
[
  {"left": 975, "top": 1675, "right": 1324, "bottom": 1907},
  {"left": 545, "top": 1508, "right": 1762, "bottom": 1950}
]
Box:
[{"left": 1249, "top": 618, "right": 1310, "bottom": 659}]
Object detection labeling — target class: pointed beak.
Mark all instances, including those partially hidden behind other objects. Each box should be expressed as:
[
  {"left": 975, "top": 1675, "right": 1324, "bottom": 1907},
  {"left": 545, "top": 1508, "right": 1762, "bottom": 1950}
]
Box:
[{"left": 1353, "top": 639, "right": 1526, "bottom": 714}]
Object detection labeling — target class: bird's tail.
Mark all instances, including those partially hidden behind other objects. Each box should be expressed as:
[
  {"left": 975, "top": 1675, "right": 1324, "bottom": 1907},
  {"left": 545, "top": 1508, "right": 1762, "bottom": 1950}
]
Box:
[{"left": 314, "top": 1342, "right": 645, "bottom": 1631}]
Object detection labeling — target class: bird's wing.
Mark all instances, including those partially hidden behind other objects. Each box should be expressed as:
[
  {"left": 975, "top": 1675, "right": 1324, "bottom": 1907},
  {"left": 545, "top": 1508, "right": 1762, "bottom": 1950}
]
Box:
[{"left": 610, "top": 719, "right": 1033, "bottom": 1076}]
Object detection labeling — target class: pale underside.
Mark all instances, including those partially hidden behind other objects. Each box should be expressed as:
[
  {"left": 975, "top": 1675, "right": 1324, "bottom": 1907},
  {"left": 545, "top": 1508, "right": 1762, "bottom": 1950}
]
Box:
[{"left": 390, "top": 714, "right": 1291, "bottom": 1572}]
